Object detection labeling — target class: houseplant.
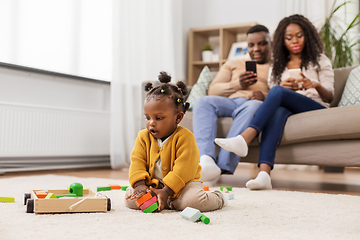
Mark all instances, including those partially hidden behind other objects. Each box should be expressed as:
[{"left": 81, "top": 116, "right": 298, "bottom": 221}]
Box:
[
  {"left": 202, "top": 44, "right": 213, "bottom": 62},
  {"left": 319, "top": 0, "right": 360, "bottom": 68}
]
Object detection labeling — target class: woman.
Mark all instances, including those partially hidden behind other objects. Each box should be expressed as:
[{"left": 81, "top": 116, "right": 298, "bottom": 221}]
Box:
[{"left": 215, "top": 14, "right": 334, "bottom": 190}]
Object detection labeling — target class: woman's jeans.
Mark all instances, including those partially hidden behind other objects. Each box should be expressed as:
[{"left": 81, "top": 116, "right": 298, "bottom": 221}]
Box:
[
  {"left": 250, "top": 86, "right": 326, "bottom": 168},
  {"left": 193, "top": 95, "right": 263, "bottom": 173}
]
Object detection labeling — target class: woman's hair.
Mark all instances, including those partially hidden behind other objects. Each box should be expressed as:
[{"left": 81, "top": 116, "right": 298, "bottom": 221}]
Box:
[
  {"left": 271, "top": 14, "right": 324, "bottom": 85},
  {"left": 144, "top": 71, "right": 190, "bottom": 113}
]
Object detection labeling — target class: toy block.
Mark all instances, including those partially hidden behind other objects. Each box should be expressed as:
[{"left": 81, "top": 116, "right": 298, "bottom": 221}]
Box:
[
  {"left": 220, "top": 186, "right": 232, "bottom": 191},
  {"left": 180, "top": 207, "right": 210, "bottom": 224},
  {"left": 45, "top": 193, "right": 57, "bottom": 199},
  {"left": 143, "top": 202, "right": 158, "bottom": 213},
  {"left": 0, "top": 197, "right": 15, "bottom": 203},
  {"left": 109, "top": 184, "right": 121, "bottom": 190},
  {"left": 97, "top": 186, "right": 112, "bottom": 192},
  {"left": 35, "top": 191, "right": 48, "bottom": 199},
  {"left": 180, "top": 207, "right": 202, "bottom": 222},
  {"left": 58, "top": 197, "right": 78, "bottom": 199},
  {"left": 222, "top": 188, "right": 229, "bottom": 193},
  {"left": 223, "top": 192, "right": 234, "bottom": 200},
  {"left": 121, "top": 186, "right": 129, "bottom": 191},
  {"left": 135, "top": 192, "right": 153, "bottom": 207},
  {"left": 200, "top": 214, "right": 210, "bottom": 224},
  {"left": 203, "top": 186, "right": 209, "bottom": 191},
  {"left": 55, "top": 194, "right": 77, "bottom": 198},
  {"left": 140, "top": 196, "right": 158, "bottom": 211}
]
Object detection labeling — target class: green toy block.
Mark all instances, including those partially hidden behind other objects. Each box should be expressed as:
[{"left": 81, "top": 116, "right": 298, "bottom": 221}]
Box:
[
  {"left": 55, "top": 194, "right": 78, "bottom": 198},
  {"left": 121, "top": 186, "right": 129, "bottom": 191},
  {"left": 0, "top": 197, "right": 15, "bottom": 203},
  {"left": 200, "top": 214, "right": 210, "bottom": 224},
  {"left": 143, "top": 202, "right": 158, "bottom": 213},
  {"left": 220, "top": 186, "right": 232, "bottom": 191},
  {"left": 97, "top": 186, "right": 112, "bottom": 192}
]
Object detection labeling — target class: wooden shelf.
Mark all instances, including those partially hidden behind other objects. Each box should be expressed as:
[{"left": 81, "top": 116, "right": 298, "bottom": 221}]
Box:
[{"left": 187, "top": 22, "right": 257, "bottom": 86}]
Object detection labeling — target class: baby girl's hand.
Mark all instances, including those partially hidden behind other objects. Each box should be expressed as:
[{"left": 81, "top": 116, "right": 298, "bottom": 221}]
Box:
[
  {"left": 125, "top": 184, "right": 149, "bottom": 200},
  {"left": 149, "top": 186, "right": 173, "bottom": 212}
]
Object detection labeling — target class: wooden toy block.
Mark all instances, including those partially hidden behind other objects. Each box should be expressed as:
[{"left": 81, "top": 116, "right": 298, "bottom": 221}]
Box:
[
  {"left": 55, "top": 194, "right": 77, "bottom": 198},
  {"left": 97, "top": 186, "right": 112, "bottom": 192},
  {"left": 0, "top": 197, "right": 15, "bottom": 203},
  {"left": 35, "top": 191, "right": 48, "bottom": 199},
  {"left": 222, "top": 188, "right": 229, "bottom": 193},
  {"left": 135, "top": 192, "right": 153, "bottom": 207},
  {"left": 140, "top": 196, "right": 158, "bottom": 211},
  {"left": 45, "top": 193, "right": 57, "bottom": 199},
  {"left": 121, "top": 186, "right": 129, "bottom": 191},
  {"left": 220, "top": 186, "right": 232, "bottom": 191},
  {"left": 180, "top": 207, "right": 210, "bottom": 224},
  {"left": 109, "top": 184, "right": 121, "bottom": 190},
  {"left": 180, "top": 207, "right": 202, "bottom": 222},
  {"left": 203, "top": 186, "right": 209, "bottom": 191},
  {"left": 143, "top": 202, "right": 158, "bottom": 213},
  {"left": 200, "top": 214, "right": 210, "bottom": 224},
  {"left": 223, "top": 192, "right": 234, "bottom": 200}
]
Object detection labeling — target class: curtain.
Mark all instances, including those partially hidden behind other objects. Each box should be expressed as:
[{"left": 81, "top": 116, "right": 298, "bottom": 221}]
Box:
[{"left": 111, "top": 0, "right": 183, "bottom": 169}]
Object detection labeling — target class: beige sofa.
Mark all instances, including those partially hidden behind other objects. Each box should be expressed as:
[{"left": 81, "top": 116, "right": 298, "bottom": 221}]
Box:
[{"left": 143, "top": 66, "right": 360, "bottom": 167}]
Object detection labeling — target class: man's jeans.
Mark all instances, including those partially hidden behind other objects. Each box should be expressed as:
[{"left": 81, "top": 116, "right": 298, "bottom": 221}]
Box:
[{"left": 193, "top": 95, "right": 262, "bottom": 173}]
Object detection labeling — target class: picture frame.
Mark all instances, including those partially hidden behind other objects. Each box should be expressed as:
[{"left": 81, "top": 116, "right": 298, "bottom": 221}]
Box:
[{"left": 227, "top": 42, "right": 248, "bottom": 60}]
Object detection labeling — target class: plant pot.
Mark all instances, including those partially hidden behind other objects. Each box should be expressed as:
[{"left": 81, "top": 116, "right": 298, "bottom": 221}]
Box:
[{"left": 202, "top": 50, "right": 213, "bottom": 62}]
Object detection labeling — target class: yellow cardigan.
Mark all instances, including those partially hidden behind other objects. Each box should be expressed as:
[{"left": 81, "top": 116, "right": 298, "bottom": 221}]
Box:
[{"left": 129, "top": 126, "right": 201, "bottom": 199}]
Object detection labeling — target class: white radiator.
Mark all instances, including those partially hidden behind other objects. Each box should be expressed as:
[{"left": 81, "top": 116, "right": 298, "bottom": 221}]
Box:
[{"left": 0, "top": 102, "right": 111, "bottom": 173}]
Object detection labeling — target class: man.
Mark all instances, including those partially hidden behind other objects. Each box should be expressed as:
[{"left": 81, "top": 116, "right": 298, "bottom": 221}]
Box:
[{"left": 192, "top": 25, "right": 271, "bottom": 186}]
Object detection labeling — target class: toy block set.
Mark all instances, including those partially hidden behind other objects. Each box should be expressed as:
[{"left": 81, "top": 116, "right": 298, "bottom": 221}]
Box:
[
  {"left": 136, "top": 192, "right": 159, "bottom": 213},
  {"left": 24, "top": 182, "right": 111, "bottom": 214}
]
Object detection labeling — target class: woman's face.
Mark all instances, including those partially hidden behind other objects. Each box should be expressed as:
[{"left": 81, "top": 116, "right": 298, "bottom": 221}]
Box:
[{"left": 284, "top": 23, "right": 305, "bottom": 55}]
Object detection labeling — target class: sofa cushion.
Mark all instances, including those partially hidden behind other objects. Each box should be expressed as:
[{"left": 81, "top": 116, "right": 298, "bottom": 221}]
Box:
[
  {"left": 280, "top": 104, "right": 360, "bottom": 145},
  {"left": 331, "top": 65, "right": 358, "bottom": 107},
  {"left": 186, "top": 66, "right": 214, "bottom": 111},
  {"left": 338, "top": 66, "right": 360, "bottom": 107}
]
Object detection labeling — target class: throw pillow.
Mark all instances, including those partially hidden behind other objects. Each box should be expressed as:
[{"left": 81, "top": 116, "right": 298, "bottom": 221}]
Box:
[
  {"left": 186, "top": 66, "right": 214, "bottom": 111},
  {"left": 338, "top": 66, "right": 360, "bottom": 107}
]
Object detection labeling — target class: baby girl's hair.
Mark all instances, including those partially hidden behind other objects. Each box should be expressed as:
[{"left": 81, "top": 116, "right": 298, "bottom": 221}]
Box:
[{"left": 144, "top": 71, "right": 190, "bottom": 113}]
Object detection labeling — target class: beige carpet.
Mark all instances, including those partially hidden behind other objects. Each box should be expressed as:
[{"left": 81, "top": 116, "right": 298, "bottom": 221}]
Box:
[{"left": 1, "top": 175, "right": 359, "bottom": 240}]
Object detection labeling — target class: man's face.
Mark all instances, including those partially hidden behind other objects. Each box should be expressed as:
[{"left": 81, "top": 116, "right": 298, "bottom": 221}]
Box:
[{"left": 247, "top": 31, "right": 270, "bottom": 64}]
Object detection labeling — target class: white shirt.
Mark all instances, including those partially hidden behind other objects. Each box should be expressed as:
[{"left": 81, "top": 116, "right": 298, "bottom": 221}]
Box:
[
  {"left": 268, "top": 54, "right": 334, "bottom": 108},
  {"left": 153, "top": 135, "right": 171, "bottom": 182}
]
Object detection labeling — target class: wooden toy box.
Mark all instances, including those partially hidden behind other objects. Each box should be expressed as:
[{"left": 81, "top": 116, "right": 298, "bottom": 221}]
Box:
[{"left": 24, "top": 189, "right": 111, "bottom": 214}]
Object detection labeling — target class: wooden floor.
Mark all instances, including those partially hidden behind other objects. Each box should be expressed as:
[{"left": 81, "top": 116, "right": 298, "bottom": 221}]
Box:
[{"left": 1, "top": 163, "right": 360, "bottom": 196}]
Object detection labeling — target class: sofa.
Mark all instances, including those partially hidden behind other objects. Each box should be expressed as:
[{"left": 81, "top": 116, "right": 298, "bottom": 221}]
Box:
[{"left": 142, "top": 66, "right": 360, "bottom": 168}]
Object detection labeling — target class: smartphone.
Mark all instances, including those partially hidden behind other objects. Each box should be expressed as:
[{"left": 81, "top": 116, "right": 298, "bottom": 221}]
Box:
[
  {"left": 246, "top": 60, "right": 257, "bottom": 83},
  {"left": 288, "top": 68, "right": 303, "bottom": 88},
  {"left": 246, "top": 60, "right": 257, "bottom": 74},
  {"left": 288, "top": 68, "right": 302, "bottom": 80}
]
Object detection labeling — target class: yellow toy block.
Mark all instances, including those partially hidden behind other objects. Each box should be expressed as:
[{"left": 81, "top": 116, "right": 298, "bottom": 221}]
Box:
[
  {"left": 45, "top": 193, "right": 57, "bottom": 199},
  {"left": 0, "top": 197, "right": 15, "bottom": 203}
]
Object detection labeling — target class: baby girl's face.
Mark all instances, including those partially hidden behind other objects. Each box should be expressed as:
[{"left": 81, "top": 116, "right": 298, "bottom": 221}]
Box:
[{"left": 144, "top": 98, "right": 181, "bottom": 141}]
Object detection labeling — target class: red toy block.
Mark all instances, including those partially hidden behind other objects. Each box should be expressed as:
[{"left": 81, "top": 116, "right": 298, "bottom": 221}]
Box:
[
  {"left": 203, "top": 186, "right": 209, "bottom": 191},
  {"left": 35, "top": 192, "right": 48, "bottom": 199},
  {"left": 135, "top": 192, "right": 153, "bottom": 207},
  {"left": 140, "top": 196, "right": 158, "bottom": 211},
  {"left": 109, "top": 184, "right": 121, "bottom": 190}
]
